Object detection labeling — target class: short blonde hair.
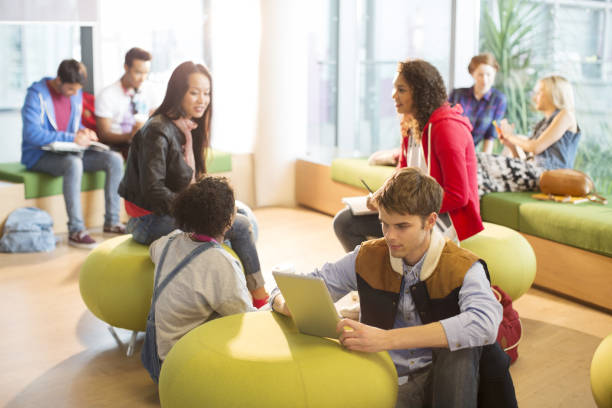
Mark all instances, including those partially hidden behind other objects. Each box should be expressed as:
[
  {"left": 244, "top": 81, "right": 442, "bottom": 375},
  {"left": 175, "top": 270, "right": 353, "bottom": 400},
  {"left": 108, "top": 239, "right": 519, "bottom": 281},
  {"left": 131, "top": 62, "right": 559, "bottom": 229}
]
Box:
[{"left": 540, "top": 75, "right": 575, "bottom": 113}]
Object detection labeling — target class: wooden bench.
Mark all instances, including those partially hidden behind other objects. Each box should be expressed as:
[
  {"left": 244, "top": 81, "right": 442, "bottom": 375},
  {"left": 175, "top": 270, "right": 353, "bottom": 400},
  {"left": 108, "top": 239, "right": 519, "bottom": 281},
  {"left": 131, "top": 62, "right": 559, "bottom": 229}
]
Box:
[
  {"left": 295, "top": 158, "right": 612, "bottom": 312},
  {"left": 1, "top": 151, "right": 255, "bottom": 234}
]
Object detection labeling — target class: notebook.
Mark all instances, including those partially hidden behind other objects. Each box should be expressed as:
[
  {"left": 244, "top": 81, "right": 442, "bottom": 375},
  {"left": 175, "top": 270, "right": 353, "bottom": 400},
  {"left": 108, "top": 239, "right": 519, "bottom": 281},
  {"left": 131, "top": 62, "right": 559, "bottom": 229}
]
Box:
[
  {"left": 42, "top": 141, "right": 110, "bottom": 153},
  {"left": 341, "top": 196, "right": 377, "bottom": 216},
  {"left": 272, "top": 271, "right": 341, "bottom": 339}
]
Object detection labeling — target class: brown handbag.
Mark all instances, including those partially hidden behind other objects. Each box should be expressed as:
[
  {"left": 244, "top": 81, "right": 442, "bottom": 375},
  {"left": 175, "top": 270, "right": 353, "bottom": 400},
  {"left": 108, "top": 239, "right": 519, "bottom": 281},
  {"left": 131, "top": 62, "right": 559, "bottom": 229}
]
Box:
[
  {"left": 539, "top": 169, "right": 593, "bottom": 196},
  {"left": 539, "top": 169, "right": 607, "bottom": 203}
]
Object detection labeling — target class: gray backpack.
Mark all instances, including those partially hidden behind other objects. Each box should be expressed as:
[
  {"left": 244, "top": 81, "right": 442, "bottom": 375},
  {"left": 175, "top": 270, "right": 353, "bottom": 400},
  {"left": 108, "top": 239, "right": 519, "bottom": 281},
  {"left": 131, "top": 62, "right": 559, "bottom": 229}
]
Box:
[{"left": 0, "top": 207, "right": 56, "bottom": 253}]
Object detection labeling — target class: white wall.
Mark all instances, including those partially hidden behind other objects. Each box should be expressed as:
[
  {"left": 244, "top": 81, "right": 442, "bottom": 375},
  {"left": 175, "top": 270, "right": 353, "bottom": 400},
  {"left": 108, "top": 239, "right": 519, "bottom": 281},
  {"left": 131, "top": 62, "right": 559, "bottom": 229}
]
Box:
[
  {"left": 452, "top": 1, "right": 481, "bottom": 88},
  {"left": 253, "top": 0, "right": 309, "bottom": 207},
  {"left": 208, "top": 0, "right": 260, "bottom": 155}
]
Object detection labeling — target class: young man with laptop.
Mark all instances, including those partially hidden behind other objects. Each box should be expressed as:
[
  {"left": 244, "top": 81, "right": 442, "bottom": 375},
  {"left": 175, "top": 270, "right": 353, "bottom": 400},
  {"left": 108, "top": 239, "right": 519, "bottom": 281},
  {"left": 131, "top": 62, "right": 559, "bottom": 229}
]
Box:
[{"left": 271, "top": 167, "right": 517, "bottom": 407}]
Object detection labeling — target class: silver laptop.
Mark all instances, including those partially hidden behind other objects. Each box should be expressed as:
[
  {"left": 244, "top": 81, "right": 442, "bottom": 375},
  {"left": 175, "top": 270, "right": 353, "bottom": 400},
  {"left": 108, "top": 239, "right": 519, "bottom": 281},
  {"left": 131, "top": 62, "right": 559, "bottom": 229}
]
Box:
[{"left": 272, "top": 271, "right": 341, "bottom": 339}]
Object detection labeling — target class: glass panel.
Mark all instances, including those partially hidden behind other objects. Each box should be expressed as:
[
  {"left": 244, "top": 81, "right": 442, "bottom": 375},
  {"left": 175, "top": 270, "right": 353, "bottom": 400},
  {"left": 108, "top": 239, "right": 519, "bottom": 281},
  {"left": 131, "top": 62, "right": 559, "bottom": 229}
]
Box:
[
  {"left": 0, "top": 24, "right": 81, "bottom": 110},
  {"left": 98, "top": 0, "right": 205, "bottom": 99},
  {"left": 522, "top": 2, "right": 612, "bottom": 194},
  {"left": 306, "top": 0, "right": 339, "bottom": 160},
  {"left": 355, "top": 0, "right": 451, "bottom": 156}
]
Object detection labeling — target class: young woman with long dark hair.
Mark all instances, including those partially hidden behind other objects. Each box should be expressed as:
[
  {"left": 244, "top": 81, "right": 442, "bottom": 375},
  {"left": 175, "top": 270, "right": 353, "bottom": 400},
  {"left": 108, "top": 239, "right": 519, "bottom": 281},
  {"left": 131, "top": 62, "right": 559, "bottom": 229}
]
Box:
[{"left": 119, "top": 61, "right": 268, "bottom": 305}]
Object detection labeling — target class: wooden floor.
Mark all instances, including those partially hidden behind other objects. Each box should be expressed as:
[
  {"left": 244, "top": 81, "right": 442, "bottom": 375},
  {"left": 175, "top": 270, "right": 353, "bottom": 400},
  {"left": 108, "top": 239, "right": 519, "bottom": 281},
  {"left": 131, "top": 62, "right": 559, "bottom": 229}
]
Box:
[{"left": 1, "top": 206, "right": 611, "bottom": 407}]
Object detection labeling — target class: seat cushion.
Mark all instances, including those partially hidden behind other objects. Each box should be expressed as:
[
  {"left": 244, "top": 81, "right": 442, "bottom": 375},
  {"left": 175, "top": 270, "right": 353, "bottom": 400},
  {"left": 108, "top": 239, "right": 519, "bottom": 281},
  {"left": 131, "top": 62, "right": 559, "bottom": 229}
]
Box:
[
  {"left": 481, "top": 192, "right": 612, "bottom": 257},
  {"left": 0, "top": 162, "right": 105, "bottom": 199},
  {"left": 206, "top": 149, "right": 232, "bottom": 174},
  {"left": 331, "top": 158, "right": 395, "bottom": 191}
]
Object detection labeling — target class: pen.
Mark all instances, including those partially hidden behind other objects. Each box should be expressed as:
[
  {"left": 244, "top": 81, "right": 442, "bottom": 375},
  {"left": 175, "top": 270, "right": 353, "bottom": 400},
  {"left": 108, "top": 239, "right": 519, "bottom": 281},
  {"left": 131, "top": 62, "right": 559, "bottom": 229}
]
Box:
[
  {"left": 492, "top": 120, "right": 503, "bottom": 138},
  {"left": 360, "top": 178, "right": 374, "bottom": 194}
]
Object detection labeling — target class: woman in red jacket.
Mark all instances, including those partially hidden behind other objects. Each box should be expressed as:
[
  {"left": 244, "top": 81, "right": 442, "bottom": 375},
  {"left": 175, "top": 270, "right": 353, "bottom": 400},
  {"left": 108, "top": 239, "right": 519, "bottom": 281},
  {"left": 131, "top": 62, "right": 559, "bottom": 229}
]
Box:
[{"left": 333, "top": 59, "right": 483, "bottom": 251}]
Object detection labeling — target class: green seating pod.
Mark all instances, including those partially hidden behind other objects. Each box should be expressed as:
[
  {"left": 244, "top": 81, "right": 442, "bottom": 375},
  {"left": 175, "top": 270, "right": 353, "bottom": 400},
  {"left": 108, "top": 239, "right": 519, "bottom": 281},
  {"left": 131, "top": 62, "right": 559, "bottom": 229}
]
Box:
[{"left": 159, "top": 311, "right": 398, "bottom": 408}]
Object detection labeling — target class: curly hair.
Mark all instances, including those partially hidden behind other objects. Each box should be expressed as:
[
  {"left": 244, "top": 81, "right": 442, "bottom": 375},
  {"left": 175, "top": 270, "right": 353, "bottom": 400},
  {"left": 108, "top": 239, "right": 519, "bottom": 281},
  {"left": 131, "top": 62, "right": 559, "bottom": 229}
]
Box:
[
  {"left": 172, "top": 176, "right": 235, "bottom": 238},
  {"left": 397, "top": 59, "right": 447, "bottom": 131}
]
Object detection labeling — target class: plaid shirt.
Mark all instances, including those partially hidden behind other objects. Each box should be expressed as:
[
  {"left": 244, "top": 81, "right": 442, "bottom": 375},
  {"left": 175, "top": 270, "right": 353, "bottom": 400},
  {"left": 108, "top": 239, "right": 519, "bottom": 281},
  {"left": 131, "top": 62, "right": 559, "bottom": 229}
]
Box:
[{"left": 448, "top": 87, "right": 507, "bottom": 147}]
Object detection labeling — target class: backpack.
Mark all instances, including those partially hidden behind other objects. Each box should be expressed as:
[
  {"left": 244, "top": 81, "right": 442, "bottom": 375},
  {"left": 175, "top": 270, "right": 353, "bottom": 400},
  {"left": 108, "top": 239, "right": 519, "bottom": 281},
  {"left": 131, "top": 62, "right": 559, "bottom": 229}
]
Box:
[
  {"left": 492, "top": 285, "right": 522, "bottom": 364},
  {"left": 0, "top": 207, "right": 56, "bottom": 253}
]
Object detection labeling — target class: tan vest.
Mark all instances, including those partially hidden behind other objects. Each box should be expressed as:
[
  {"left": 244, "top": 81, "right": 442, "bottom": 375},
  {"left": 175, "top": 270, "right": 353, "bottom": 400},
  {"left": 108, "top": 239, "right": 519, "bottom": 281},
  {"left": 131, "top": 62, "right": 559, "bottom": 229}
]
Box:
[{"left": 355, "top": 237, "right": 485, "bottom": 329}]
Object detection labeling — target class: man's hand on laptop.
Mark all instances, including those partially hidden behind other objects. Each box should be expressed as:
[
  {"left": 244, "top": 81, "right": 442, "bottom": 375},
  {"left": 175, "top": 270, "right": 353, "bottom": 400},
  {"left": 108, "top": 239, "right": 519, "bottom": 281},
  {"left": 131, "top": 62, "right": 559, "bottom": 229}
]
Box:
[
  {"left": 337, "top": 318, "right": 389, "bottom": 353},
  {"left": 271, "top": 294, "right": 292, "bottom": 317}
]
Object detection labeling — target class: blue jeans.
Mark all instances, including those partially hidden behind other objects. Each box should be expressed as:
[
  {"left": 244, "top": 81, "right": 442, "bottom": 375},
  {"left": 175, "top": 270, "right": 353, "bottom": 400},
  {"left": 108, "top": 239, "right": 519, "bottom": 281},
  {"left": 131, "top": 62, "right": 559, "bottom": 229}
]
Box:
[
  {"left": 128, "top": 212, "right": 264, "bottom": 290},
  {"left": 31, "top": 150, "right": 124, "bottom": 233},
  {"left": 396, "top": 347, "right": 481, "bottom": 408}
]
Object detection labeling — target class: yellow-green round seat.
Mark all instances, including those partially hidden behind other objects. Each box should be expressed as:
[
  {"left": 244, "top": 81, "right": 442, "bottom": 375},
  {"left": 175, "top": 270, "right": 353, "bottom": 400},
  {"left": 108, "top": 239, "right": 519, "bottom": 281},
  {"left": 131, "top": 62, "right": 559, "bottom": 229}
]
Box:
[
  {"left": 461, "top": 222, "right": 536, "bottom": 300},
  {"left": 159, "top": 311, "right": 398, "bottom": 408},
  {"left": 591, "top": 333, "right": 612, "bottom": 408},
  {"left": 79, "top": 235, "right": 154, "bottom": 331}
]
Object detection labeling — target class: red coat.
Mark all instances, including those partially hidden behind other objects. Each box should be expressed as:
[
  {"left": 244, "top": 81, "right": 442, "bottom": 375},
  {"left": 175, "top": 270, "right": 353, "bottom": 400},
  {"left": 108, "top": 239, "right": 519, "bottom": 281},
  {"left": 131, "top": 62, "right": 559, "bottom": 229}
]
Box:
[{"left": 419, "top": 104, "right": 483, "bottom": 241}]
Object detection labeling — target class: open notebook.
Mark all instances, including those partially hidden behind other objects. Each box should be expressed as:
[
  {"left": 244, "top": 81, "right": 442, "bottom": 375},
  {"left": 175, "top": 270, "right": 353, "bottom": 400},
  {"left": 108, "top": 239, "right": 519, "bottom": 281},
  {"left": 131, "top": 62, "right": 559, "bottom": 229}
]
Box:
[
  {"left": 42, "top": 141, "right": 110, "bottom": 153},
  {"left": 341, "top": 196, "right": 377, "bottom": 216}
]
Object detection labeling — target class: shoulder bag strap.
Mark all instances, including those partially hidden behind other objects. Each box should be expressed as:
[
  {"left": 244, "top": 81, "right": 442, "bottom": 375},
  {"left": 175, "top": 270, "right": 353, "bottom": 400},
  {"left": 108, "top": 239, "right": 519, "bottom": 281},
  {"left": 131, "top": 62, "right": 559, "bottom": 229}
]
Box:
[{"left": 150, "top": 240, "right": 219, "bottom": 319}]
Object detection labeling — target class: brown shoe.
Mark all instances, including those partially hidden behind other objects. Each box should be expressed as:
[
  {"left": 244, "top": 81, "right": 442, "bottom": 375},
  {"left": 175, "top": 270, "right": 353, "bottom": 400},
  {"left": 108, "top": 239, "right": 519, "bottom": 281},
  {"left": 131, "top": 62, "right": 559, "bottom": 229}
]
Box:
[
  {"left": 103, "top": 223, "right": 127, "bottom": 234},
  {"left": 69, "top": 231, "right": 98, "bottom": 249}
]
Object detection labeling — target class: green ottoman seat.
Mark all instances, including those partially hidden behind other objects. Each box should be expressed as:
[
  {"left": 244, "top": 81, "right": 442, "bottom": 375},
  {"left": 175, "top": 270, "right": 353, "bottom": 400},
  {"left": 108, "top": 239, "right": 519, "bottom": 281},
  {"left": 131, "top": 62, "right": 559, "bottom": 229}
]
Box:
[
  {"left": 461, "top": 222, "right": 536, "bottom": 300},
  {"left": 591, "top": 333, "right": 612, "bottom": 408},
  {"left": 159, "top": 311, "right": 398, "bottom": 408},
  {"left": 80, "top": 235, "right": 154, "bottom": 354},
  {"left": 80, "top": 235, "right": 154, "bottom": 331}
]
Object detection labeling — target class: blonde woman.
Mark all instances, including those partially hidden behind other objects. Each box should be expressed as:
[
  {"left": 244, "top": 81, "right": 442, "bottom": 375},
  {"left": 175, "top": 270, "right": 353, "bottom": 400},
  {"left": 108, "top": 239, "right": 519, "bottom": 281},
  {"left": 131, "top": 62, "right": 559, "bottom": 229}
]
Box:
[{"left": 477, "top": 75, "right": 581, "bottom": 196}]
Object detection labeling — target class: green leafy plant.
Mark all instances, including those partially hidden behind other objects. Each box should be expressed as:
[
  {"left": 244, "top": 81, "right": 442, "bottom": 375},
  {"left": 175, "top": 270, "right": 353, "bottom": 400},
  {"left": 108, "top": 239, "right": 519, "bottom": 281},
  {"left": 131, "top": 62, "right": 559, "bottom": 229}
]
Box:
[
  {"left": 574, "top": 121, "right": 612, "bottom": 195},
  {"left": 480, "top": 0, "right": 543, "bottom": 135}
]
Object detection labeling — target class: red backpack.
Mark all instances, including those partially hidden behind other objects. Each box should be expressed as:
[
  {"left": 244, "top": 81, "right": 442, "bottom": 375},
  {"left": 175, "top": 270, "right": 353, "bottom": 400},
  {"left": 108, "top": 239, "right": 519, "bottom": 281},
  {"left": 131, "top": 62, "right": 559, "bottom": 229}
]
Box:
[{"left": 492, "top": 285, "right": 522, "bottom": 364}]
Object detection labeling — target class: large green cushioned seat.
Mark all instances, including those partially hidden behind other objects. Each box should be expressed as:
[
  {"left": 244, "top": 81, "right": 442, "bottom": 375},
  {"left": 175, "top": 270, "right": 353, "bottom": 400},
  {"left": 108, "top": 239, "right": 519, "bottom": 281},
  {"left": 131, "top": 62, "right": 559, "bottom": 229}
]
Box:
[
  {"left": 160, "top": 311, "right": 398, "bottom": 408},
  {"left": 461, "top": 222, "right": 536, "bottom": 300},
  {"left": 331, "top": 158, "right": 395, "bottom": 190},
  {"left": 591, "top": 333, "right": 612, "bottom": 408},
  {"left": 481, "top": 192, "right": 612, "bottom": 257},
  {"left": 0, "top": 162, "right": 105, "bottom": 199},
  {"left": 79, "top": 235, "right": 154, "bottom": 331},
  {"left": 0, "top": 150, "right": 231, "bottom": 200}
]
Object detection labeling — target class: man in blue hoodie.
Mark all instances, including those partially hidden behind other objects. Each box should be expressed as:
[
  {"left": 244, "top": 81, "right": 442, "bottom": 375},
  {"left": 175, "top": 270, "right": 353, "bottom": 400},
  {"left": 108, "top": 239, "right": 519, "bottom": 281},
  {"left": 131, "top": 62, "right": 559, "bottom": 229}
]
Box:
[{"left": 21, "top": 59, "right": 125, "bottom": 248}]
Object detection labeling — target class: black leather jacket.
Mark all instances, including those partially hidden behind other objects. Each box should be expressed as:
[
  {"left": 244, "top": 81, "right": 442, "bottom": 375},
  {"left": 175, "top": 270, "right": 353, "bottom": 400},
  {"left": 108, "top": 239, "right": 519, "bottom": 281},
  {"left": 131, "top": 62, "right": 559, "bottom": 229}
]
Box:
[{"left": 118, "top": 114, "right": 193, "bottom": 215}]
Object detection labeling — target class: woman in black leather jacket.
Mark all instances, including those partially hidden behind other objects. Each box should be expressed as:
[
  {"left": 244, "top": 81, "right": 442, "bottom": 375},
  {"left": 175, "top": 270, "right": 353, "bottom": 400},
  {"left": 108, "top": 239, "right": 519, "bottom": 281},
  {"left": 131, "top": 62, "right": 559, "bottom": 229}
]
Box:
[{"left": 119, "top": 61, "right": 268, "bottom": 305}]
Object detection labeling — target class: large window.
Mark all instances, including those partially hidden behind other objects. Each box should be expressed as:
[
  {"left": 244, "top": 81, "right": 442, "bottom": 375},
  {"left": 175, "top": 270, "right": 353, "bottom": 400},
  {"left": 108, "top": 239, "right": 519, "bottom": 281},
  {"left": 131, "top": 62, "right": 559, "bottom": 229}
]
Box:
[
  {"left": 514, "top": 0, "right": 612, "bottom": 193},
  {"left": 306, "top": 0, "right": 453, "bottom": 163},
  {"left": 97, "top": 0, "right": 207, "bottom": 102},
  {"left": 0, "top": 24, "right": 81, "bottom": 110}
]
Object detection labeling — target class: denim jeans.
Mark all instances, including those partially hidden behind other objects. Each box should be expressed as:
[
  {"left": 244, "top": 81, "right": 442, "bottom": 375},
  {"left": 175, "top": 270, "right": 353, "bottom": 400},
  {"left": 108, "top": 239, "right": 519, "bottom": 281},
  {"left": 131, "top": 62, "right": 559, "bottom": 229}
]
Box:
[
  {"left": 333, "top": 207, "right": 382, "bottom": 252},
  {"left": 31, "top": 150, "right": 124, "bottom": 233},
  {"left": 396, "top": 347, "right": 481, "bottom": 408},
  {"left": 128, "top": 212, "right": 264, "bottom": 290}
]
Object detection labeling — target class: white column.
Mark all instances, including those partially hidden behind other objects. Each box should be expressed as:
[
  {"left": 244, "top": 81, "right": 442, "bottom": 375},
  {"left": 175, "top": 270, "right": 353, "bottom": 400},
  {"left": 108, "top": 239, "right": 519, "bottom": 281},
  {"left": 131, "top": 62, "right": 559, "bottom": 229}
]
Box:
[
  {"left": 254, "top": 0, "right": 309, "bottom": 207},
  {"left": 452, "top": 1, "right": 480, "bottom": 89}
]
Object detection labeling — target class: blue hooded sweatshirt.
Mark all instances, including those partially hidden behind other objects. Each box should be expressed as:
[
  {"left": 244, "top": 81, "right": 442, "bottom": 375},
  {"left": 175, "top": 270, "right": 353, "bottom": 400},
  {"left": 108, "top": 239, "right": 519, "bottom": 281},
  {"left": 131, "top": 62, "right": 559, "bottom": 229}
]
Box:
[{"left": 21, "top": 77, "right": 83, "bottom": 169}]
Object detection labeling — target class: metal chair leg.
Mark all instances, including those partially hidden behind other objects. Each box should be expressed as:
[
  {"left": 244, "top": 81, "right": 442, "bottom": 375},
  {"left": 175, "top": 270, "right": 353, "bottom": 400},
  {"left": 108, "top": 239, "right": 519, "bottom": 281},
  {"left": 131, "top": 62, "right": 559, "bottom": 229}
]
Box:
[
  {"left": 126, "top": 330, "right": 138, "bottom": 357},
  {"left": 108, "top": 326, "right": 124, "bottom": 348}
]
